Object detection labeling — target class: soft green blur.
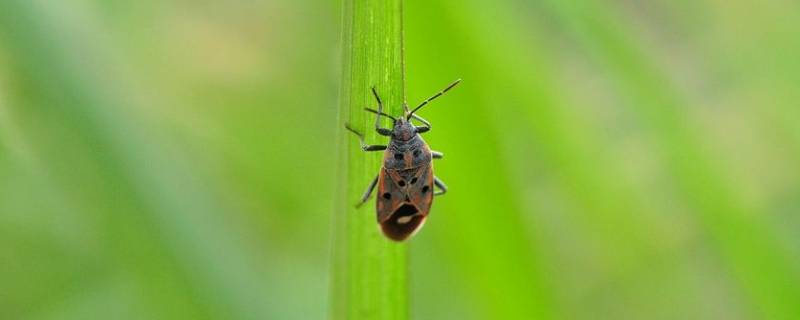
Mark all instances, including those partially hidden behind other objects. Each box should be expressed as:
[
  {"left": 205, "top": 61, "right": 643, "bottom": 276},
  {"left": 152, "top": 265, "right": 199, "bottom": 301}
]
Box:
[{"left": 1, "top": 0, "right": 799, "bottom": 319}]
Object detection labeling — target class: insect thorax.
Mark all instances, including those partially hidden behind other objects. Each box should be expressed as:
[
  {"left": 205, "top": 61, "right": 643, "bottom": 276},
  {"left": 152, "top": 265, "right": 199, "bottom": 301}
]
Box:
[{"left": 384, "top": 135, "right": 431, "bottom": 170}]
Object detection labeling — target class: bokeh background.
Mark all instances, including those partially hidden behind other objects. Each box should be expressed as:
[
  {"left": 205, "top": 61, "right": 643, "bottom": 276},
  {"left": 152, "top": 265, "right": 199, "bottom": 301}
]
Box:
[{"left": 2, "top": 0, "right": 799, "bottom": 319}]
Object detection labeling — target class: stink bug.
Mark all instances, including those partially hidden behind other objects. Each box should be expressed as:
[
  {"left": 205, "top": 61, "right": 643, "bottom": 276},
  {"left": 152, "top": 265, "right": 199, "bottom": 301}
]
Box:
[{"left": 345, "top": 79, "right": 461, "bottom": 241}]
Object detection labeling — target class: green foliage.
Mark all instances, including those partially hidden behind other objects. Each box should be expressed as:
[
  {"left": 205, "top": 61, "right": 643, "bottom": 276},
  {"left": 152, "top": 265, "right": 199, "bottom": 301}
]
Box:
[{"left": 1, "top": 0, "right": 799, "bottom": 320}]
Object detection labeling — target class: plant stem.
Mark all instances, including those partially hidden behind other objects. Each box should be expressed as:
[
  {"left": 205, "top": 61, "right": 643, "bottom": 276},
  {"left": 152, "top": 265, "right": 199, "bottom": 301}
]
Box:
[{"left": 331, "top": 0, "right": 407, "bottom": 320}]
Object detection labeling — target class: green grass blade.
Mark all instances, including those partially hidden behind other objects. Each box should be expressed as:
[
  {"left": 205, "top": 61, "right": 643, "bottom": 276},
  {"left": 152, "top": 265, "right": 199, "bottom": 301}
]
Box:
[{"left": 330, "top": 0, "right": 407, "bottom": 319}]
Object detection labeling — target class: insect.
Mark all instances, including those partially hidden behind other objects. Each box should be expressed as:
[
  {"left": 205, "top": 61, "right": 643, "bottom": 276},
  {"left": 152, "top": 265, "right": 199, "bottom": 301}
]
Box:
[{"left": 345, "top": 79, "right": 461, "bottom": 241}]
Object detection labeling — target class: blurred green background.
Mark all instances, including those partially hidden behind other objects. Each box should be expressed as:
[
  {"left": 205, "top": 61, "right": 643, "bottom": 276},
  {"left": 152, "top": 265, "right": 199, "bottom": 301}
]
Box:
[{"left": 2, "top": 0, "right": 800, "bottom": 319}]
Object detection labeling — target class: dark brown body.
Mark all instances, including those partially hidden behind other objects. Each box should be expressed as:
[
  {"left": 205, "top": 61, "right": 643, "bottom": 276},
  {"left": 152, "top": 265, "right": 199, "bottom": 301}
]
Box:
[
  {"left": 346, "top": 79, "right": 459, "bottom": 241},
  {"left": 376, "top": 133, "right": 434, "bottom": 241}
]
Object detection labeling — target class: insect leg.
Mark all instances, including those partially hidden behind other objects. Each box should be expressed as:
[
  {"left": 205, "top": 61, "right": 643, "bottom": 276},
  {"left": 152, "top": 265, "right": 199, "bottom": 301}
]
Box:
[
  {"left": 371, "top": 87, "right": 393, "bottom": 136},
  {"left": 345, "top": 123, "right": 387, "bottom": 152},
  {"left": 434, "top": 176, "right": 448, "bottom": 196},
  {"left": 431, "top": 151, "right": 444, "bottom": 159},
  {"left": 411, "top": 113, "right": 431, "bottom": 134},
  {"left": 362, "top": 145, "right": 387, "bottom": 151},
  {"left": 355, "top": 175, "right": 379, "bottom": 208}
]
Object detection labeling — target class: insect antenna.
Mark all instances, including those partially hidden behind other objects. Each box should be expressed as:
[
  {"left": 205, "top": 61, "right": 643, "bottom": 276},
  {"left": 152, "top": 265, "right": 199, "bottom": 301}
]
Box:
[
  {"left": 364, "top": 108, "right": 397, "bottom": 121},
  {"left": 406, "top": 79, "right": 461, "bottom": 119}
]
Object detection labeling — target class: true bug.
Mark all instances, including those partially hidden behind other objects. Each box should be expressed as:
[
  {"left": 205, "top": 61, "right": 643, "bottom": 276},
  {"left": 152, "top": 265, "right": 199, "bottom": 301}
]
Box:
[{"left": 345, "top": 79, "right": 461, "bottom": 241}]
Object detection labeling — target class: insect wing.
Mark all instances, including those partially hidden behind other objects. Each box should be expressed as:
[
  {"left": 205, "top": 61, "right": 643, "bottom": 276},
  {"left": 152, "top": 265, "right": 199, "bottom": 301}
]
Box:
[
  {"left": 376, "top": 165, "right": 434, "bottom": 241},
  {"left": 403, "top": 164, "right": 434, "bottom": 215}
]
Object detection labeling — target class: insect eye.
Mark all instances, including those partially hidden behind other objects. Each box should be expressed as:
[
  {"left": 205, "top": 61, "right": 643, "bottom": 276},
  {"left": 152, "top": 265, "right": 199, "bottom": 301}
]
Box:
[{"left": 394, "top": 153, "right": 403, "bottom": 160}]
